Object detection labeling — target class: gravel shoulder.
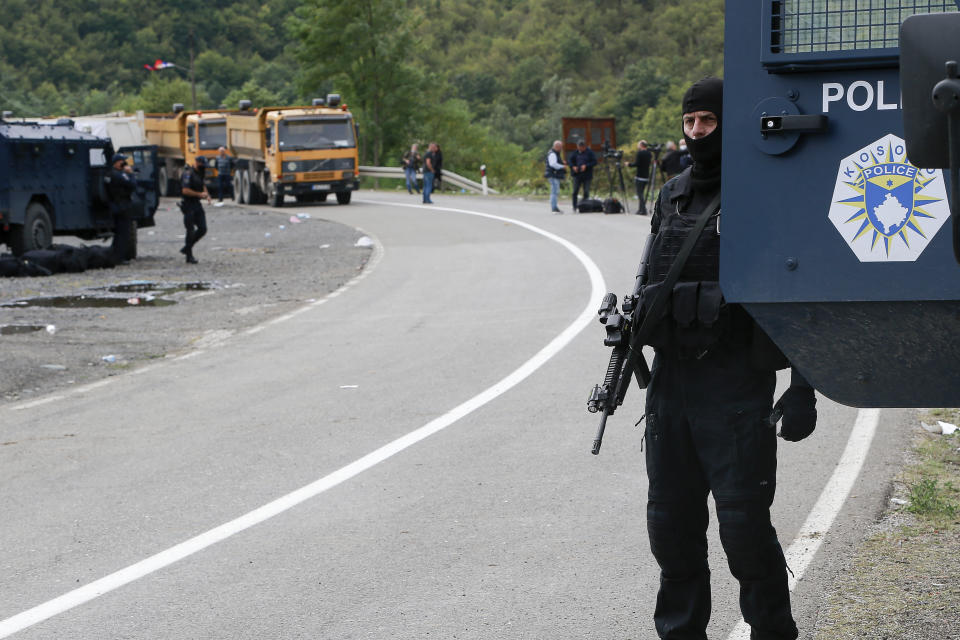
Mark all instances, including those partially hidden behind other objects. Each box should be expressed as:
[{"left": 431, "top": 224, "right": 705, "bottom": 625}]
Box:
[
  {"left": 0, "top": 196, "right": 373, "bottom": 405},
  {"left": 813, "top": 416, "right": 960, "bottom": 639}
]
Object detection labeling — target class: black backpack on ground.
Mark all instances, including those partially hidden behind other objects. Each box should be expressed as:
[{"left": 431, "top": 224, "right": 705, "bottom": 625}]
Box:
[{"left": 603, "top": 198, "right": 624, "bottom": 214}]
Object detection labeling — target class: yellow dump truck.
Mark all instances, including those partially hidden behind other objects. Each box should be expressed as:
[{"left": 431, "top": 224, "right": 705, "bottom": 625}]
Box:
[
  {"left": 226, "top": 95, "right": 359, "bottom": 207},
  {"left": 143, "top": 105, "right": 233, "bottom": 196}
]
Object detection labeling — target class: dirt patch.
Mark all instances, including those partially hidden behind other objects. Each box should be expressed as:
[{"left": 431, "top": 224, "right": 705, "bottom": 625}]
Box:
[{"left": 0, "top": 197, "right": 373, "bottom": 404}]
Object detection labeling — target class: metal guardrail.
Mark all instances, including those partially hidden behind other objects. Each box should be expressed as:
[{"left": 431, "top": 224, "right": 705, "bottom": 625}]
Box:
[{"left": 358, "top": 165, "right": 498, "bottom": 195}]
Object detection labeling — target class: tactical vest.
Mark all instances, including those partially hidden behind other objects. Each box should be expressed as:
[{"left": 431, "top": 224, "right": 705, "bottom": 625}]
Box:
[{"left": 640, "top": 183, "right": 752, "bottom": 356}]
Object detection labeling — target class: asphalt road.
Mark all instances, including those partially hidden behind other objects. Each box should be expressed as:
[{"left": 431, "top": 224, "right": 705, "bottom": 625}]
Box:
[{"left": 0, "top": 192, "right": 914, "bottom": 639}]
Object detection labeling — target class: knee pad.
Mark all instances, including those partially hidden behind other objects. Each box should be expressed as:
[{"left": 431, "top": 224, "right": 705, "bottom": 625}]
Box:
[
  {"left": 716, "top": 501, "right": 784, "bottom": 580},
  {"left": 647, "top": 500, "right": 709, "bottom": 580}
]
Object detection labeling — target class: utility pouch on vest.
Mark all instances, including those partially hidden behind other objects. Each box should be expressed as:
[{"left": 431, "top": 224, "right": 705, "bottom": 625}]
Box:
[{"left": 672, "top": 280, "right": 729, "bottom": 353}]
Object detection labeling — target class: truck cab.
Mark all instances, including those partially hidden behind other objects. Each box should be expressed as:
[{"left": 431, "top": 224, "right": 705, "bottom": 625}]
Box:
[
  {"left": 145, "top": 105, "right": 234, "bottom": 196},
  {"left": 227, "top": 95, "right": 360, "bottom": 207}
]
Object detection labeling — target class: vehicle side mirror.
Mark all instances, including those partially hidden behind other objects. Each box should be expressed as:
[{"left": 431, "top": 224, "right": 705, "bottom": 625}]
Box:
[{"left": 900, "top": 12, "right": 960, "bottom": 263}]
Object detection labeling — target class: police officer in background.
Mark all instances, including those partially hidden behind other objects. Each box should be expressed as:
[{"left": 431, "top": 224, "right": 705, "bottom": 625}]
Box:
[
  {"left": 180, "top": 156, "right": 211, "bottom": 264},
  {"left": 628, "top": 140, "right": 653, "bottom": 215},
  {"left": 104, "top": 152, "right": 136, "bottom": 264},
  {"left": 639, "top": 77, "right": 817, "bottom": 639}
]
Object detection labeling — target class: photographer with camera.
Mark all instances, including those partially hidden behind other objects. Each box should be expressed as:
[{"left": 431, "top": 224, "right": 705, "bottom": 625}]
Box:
[
  {"left": 628, "top": 140, "right": 653, "bottom": 215},
  {"left": 568, "top": 140, "right": 597, "bottom": 212}
]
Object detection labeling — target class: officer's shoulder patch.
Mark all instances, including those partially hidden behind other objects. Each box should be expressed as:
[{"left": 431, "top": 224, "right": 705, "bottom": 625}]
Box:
[{"left": 827, "top": 133, "right": 950, "bottom": 262}]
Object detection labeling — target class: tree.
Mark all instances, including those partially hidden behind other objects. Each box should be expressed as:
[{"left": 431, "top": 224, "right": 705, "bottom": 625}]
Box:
[{"left": 288, "top": 0, "right": 424, "bottom": 166}]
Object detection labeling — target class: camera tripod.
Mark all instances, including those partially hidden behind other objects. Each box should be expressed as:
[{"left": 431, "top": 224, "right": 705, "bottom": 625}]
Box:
[{"left": 600, "top": 142, "right": 631, "bottom": 214}]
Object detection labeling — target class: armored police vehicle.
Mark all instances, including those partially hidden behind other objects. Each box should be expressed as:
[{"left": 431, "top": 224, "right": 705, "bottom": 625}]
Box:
[
  {"left": 723, "top": 1, "right": 960, "bottom": 407},
  {"left": 0, "top": 120, "right": 159, "bottom": 258},
  {"left": 590, "top": 2, "right": 960, "bottom": 445}
]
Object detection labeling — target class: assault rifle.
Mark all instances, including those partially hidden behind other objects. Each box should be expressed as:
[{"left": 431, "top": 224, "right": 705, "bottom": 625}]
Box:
[
  {"left": 586, "top": 234, "right": 655, "bottom": 455},
  {"left": 586, "top": 191, "right": 722, "bottom": 455}
]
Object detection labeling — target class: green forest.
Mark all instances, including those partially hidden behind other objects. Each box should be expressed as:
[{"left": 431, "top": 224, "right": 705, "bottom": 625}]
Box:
[{"left": 0, "top": 0, "right": 724, "bottom": 189}]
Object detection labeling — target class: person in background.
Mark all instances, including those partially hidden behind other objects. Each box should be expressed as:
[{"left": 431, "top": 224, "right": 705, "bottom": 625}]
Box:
[
  {"left": 422, "top": 142, "right": 438, "bottom": 204},
  {"left": 402, "top": 143, "right": 421, "bottom": 194},
  {"left": 658, "top": 140, "right": 682, "bottom": 182},
  {"left": 545, "top": 139, "right": 567, "bottom": 214},
  {"left": 215, "top": 147, "right": 232, "bottom": 202},
  {"left": 180, "top": 156, "right": 212, "bottom": 264},
  {"left": 628, "top": 140, "right": 653, "bottom": 215},
  {"left": 433, "top": 143, "right": 444, "bottom": 190},
  {"left": 569, "top": 140, "right": 597, "bottom": 212},
  {"left": 104, "top": 152, "right": 137, "bottom": 264}
]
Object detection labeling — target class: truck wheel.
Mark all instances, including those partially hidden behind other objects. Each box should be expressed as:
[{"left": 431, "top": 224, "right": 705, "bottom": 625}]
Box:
[
  {"left": 126, "top": 219, "right": 138, "bottom": 261},
  {"left": 9, "top": 202, "right": 53, "bottom": 256},
  {"left": 241, "top": 170, "right": 252, "bottom": 204},
  {"left": 318, "top": 192, "right": 328, "bottom": 202},
  {"left": 159, "top": 167, "right": 170, "bottom": 197},
  {"left": 336, "top": 191, "right": 352, "bottom": 205},
  {"left": 234, "top": 172, "right": 245, "bottom": 204}
]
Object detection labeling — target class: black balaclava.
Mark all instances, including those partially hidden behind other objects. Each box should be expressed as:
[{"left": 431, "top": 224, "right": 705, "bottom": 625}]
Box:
[{"left": 681, "top": 77, "right": 723, "bottom": 185}]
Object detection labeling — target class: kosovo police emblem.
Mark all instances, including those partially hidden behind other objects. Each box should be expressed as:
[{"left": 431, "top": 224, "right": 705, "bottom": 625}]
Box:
[{"left": 828, "top": 133, "right": 949, "bottom": 262}]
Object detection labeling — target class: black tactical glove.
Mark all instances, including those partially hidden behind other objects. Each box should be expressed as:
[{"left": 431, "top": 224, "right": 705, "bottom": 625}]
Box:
[{"left": 772, "top": 369, "right": 817, "bottom": 442}]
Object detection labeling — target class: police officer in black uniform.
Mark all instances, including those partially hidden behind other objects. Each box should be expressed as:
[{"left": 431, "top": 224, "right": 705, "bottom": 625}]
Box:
[
  {"left": 639, "top": 77, "right": 817, "bottom": 639},
  {"left": 180, "top": 156, "right": 211, "bottom": 264},
  {"left": 104, "top": 152, "right": 137, "bottom": 263}
]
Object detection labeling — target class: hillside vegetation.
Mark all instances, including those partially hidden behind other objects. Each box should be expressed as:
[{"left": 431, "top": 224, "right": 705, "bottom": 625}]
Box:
[{"left": 0, "top": 0, "right": 724, "bottom": 188}]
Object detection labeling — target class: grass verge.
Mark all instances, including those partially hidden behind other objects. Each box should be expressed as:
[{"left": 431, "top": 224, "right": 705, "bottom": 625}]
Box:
[{"left": 814, "top": 409, "right": 960, "bottom": 639}]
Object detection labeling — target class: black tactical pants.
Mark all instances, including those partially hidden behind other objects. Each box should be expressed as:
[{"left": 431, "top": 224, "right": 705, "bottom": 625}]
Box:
[
  {"left": 110, "top": 202, "right": 135, "bottom": 261},
  {"left": 182, "top": 202, "right": 207, "bottom": 258},
  {"left": 643, "top": 348, "right": 798, "bottom": 640}
]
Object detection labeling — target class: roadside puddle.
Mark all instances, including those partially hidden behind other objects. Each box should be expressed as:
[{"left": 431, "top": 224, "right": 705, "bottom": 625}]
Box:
[
  {"left": 0, "top": 281, "right": 216, "bottom": 309},
  {"left": 0, "top": 324, "right": 48, "bottom": 335}
]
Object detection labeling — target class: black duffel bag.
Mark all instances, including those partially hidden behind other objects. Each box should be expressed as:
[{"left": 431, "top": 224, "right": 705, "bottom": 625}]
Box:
[
  {"left": 22, "top": 249, "right": 62, "bottom": 274},
  {"left": 85, "top": 245, "right": 118, "bottom": 269},
  {"left": 52, "top": 244, "right": 90, "bottom": 273},
  {"left": 577, "top": 198, "right": 604, "bottom": 213}
]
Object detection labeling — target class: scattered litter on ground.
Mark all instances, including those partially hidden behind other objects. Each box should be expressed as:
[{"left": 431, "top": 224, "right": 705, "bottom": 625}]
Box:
[
  {"left": 922, "top": 421, "right": 959, "bottom": 435},
  {"left": 289, "top": 216, "right": 302, "bottom": 224},
  {"left": 279, "top": 225, "right": 286, "bottom": 230},
  {"left": 891, "top": 498, "right": 908, "bottom": 505},
  {"left": 45, "top": 325, "right": 56, "bottom": 335},
  {"left": 214, "top": 202, "right": 225, "bottom": 207},
  {"left": 264, "top": 232, "right": 272, "bottom": 238},
  {"left": 101, "top": 355, "right": 117, "bottom": 363},
  {"left": 319, "top": 244, "right": 330, "bottom": 249},
  {"left": 297, "top": 213, "right": 311, "bottom": 219},
  {"left": 340, "top": 385, "right": 359, "bottom": 389},
  {"left": 127, "top": 297, "right": 140, "bottom": 305},
  {"left": 355, "top": 236, "right": 374, "bottom": 247},
  {"left": 40, "top": 364, "right": 67, "bottom": 371}
]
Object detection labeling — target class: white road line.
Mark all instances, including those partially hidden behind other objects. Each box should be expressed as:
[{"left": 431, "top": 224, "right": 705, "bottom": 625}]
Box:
[
  {"left": 0, "top": 201, "right": 605, "bottom": 638},
  {"left": 725, "top": 408, "right": 881, "bottom": 639}
]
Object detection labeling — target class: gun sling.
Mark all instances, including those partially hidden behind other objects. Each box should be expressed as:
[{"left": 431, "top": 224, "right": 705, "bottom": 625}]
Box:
[{"left": 622, "top": 191, "right": 723, "bottom": 389}]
